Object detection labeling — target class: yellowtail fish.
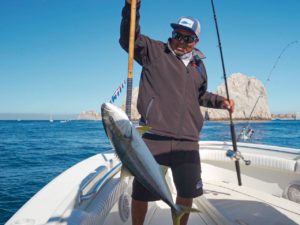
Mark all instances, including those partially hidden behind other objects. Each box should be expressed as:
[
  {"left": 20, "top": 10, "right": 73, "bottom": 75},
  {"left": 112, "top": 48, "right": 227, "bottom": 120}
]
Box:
[{"left": 101, "top": 102, "right": 199, "bottom": 225}]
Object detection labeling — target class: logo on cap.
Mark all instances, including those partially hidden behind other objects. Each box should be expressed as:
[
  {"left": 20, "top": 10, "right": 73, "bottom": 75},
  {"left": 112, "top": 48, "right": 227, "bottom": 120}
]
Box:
[
  {"left": 179, "top": 18, "right": 194, "bottom": 29},
  {"left": 171, "top": 16, "right": 201, "bottom": 38}
]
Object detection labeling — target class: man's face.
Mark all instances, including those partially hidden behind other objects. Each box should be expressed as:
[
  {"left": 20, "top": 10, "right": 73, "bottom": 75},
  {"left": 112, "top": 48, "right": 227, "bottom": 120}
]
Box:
[{"left": 170, "top": 29, "right": 198, "bottom": 56}]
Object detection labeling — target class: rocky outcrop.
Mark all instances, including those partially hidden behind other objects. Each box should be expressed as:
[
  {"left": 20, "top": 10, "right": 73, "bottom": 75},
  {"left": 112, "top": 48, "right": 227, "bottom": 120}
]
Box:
[
  {"left": 78, "top": 111, "right": 101, "bottom": 120},
  {"left": 272, "top": 113, "right": 300, "bottom": 120},
  {"left": 203, "top": 73, "right": 271, "bottom": 120},
  {"left": 124, "top": 73, "right": 271, "bottom": 121}
]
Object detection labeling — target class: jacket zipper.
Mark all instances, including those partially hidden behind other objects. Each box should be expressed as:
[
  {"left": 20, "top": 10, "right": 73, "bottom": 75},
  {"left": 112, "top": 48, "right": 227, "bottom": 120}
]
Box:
[
  {"left": 145, "top": 97, "right": 154, "bottom": 124},
  {"left": 176, "top": 67, "right": 189, "bottom": 138}
]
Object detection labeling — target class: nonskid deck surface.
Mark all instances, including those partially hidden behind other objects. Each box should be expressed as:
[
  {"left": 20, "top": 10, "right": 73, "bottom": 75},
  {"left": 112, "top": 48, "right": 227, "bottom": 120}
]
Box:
[
  {"left": 103, "top": 193, "right": 228, "bottom": 225},
  {"left": 202, "top": 181, "right": 300, "bottom": 225},
  {"left": 103, "top": 178, "right": 300, "bottom": 225},
  {"left": 143, "top": 201, "right": 218, "bottom": 225},
  {"left": 132, "top": 182, "right": 300, "bottom": 225}
]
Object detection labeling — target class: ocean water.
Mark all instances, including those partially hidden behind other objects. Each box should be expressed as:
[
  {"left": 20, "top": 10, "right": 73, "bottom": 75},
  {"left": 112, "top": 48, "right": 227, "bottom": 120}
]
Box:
[{"left": 1, "top": 120, "right": 300, "bottom": 223}]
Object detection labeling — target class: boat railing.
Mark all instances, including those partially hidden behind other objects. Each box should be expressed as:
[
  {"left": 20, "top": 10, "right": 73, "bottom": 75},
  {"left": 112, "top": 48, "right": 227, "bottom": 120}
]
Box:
[
  {"left": 78, "top": 152, "right": 122, "bottom": 204},
  {"left": 79, "top": 165, "right": 108, "bottom": 196},
  {"left": 200, "top": 141, "right": 300, "bottom": 173}
]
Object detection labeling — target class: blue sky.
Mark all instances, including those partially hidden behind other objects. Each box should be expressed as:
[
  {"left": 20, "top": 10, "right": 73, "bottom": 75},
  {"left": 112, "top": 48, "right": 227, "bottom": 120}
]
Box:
[{"left": 0, "top": 0, "right": 299, "bottom": 115}]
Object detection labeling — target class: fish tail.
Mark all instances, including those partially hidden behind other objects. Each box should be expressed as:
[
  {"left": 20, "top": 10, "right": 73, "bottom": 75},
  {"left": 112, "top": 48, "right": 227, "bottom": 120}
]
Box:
[{"left": 171, "top": 204, "right": 200, "bottom": 225}]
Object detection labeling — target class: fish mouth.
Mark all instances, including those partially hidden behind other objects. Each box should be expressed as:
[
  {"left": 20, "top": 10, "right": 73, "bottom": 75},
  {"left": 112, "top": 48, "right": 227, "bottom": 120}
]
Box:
[
  {"left": 101, "top": 103, "right": 117, "bottom": 121},
  {"left": 101, "top": 119, "right": 109, "bottom": 139},
  {"left": 101, "top": 103, "right": 113, "bottom": 114},
  {"left": 101, "top": 102, "right": 132, "bottom": 139},
  {"left": 101, "top": 103, "right": 111, "bottom": 138}
]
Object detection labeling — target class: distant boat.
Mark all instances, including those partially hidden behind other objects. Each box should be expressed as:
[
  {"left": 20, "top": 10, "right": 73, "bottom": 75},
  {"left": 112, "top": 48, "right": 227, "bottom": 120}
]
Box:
[{"left": 49, "top": 114, "right": 54, "bottom": 123}]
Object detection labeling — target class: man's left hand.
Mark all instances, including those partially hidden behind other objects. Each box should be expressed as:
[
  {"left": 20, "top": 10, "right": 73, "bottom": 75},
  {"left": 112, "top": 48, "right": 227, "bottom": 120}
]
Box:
[{"left": 223, "top": 99, "right": 235, "bottom": 113}]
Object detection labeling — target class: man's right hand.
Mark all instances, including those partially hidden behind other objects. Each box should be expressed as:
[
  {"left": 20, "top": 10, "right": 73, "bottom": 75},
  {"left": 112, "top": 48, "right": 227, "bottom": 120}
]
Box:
[
  {"left": 223, "top": 99, "right": 235, "bottom": 113},
  {"left": 126, "top": 0, "right": 140, "bottom": 4}
]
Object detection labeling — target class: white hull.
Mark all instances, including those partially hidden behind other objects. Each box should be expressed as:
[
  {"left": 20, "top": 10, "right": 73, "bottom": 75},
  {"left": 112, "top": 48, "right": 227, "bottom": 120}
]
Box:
[
  {"left": 5, "top": 141, "right": 300, "bottom": 225},
  {"left": 200, "top": 141, "right": 300, "bottom": 199}
]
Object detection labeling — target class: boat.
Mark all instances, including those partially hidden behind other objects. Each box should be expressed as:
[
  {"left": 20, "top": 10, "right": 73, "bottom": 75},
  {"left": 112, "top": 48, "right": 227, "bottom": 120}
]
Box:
[
  {"left": 49, "top": 114, "right": 54, "bottom": 123},
  {"left": 5, "top": 141, "right": 300, "bottom": 225}
]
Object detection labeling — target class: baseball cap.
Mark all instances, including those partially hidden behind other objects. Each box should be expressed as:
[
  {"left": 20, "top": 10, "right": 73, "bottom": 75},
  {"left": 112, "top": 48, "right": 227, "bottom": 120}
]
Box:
[{"left": 171, "top": 16, "right": 201, "bottom": 38}]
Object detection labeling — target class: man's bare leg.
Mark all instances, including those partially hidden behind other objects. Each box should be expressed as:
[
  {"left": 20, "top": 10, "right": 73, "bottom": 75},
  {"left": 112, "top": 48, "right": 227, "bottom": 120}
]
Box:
[
  {"left": 176, "top": 196, "right": 193, "bottom": 225},
  {"left": 132, "top": 199, "right": 148, "bottom": 225}
]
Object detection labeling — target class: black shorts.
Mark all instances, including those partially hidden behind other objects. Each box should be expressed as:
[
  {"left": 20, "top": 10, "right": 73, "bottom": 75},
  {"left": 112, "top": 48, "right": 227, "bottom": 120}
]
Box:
[{"left": 132, "top": 149, "right": 203, "bottom": 202}]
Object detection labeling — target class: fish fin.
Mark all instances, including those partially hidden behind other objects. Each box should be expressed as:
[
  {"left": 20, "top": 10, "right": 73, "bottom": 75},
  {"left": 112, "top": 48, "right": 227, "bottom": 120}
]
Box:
[
  {"left": 120, "top": 165, "right": 133, "bottom": 179},
  {"left": 135, "top": 125, "right": 151, "bottom": 135},
  {"left": 171, "top": 204, "right": 201, "bottom": 225},
  {"left": 160, "top": 165, "right": 169, "bottom": 175}
]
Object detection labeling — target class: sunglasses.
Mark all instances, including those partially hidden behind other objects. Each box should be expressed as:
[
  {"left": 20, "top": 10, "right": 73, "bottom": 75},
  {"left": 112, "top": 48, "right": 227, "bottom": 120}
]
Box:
[{"left": 172, "top": 31, "right": 198, "bottom": 44}]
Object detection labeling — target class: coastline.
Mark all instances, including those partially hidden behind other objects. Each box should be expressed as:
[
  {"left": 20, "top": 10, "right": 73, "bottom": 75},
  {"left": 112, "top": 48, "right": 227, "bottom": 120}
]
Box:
[{"left": 1, "top": 113, "right": 299, "bottom": 121}]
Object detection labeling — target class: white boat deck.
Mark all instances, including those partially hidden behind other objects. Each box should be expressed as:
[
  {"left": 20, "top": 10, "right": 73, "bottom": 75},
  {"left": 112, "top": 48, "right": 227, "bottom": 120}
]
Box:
[
  {"left": 5, "top": 141, "right": 300, "bottom": 225},
  {"left": 141, "top": 200, "right": 224, "bottom": 225},
  {"left": 103, "top": 178, "right": 300, "bottom": 225},
  {"left": 202, "top": 181, "right": 300, "bottom": 225}
]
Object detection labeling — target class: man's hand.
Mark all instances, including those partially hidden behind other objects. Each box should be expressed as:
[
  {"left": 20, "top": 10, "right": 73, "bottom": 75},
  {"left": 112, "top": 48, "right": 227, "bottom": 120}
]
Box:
[
  {"left": 126, "top": 0, "right": 140, "bottom": 4},
  {"left": 223, "top": 99, "right": 235, "bottom": 113}
]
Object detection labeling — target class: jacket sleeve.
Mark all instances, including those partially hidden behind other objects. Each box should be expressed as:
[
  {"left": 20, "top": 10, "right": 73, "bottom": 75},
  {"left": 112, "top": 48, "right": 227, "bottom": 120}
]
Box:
[
  {"left": 200, "top": 91, "right": 226, "bottom": 109},
  {"left": 198, "top": 61, "right": 226, "bottom": 109},
  {"left": 119, "top": 1, "right": 153, "bottom": 66}
]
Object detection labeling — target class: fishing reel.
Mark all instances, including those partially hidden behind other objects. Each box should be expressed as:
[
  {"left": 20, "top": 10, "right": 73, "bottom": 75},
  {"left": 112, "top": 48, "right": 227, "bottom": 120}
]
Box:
[{"left": 226, "top": 149, "right": 251, "bottom": 166}]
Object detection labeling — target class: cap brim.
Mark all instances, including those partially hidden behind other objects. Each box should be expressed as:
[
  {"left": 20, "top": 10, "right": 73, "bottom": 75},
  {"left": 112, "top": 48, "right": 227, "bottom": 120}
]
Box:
[{"left": 170, "top": 23, "right": 197, "bottom": 37}]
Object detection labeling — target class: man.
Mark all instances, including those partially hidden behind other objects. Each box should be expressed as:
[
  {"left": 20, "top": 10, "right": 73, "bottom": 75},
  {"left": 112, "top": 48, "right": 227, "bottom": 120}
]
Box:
[{"left": 119, "top": 1, "right": 234, "bottom": 225}]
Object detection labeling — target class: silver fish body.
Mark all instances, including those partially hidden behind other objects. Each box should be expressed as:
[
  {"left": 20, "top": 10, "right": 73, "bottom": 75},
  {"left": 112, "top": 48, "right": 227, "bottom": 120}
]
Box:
[{"left": 101, "top": 102, "right": 198, "bottom": 225}]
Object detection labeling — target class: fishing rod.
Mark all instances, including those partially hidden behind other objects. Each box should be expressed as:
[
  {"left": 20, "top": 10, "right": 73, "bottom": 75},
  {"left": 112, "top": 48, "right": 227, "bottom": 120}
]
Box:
[
  {"left": 210, "top": 0, "right": 243, "bottom": 185},
  {"left": 125, "top": 0, "right": 137, "bottom": 120},
  {"left": 239, "top": 40, "right": 298, "bottom": 141}
]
